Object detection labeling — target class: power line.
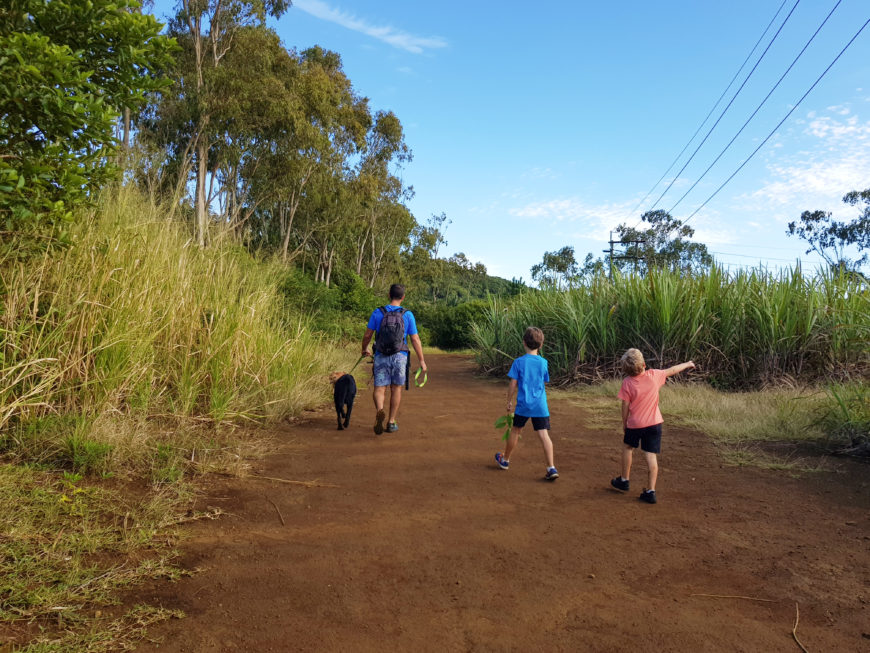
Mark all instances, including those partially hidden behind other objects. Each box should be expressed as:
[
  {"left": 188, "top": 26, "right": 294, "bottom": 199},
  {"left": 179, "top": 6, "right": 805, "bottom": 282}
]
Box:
[
  {"left": 623, "top": 0, "right": 788, "bottom": 229},
  {"left": 667, "top": 0, "right": 843, "bottom": 215},
  {"left": 621, "top": 0, "right": 790, "bottom": 229},
  {"left": 710, "top": 250, "right": 825, "bottom": 263},
  {"left": 680, "top": 16, "right": 870, "bottom": 228},
  {"left": 642, "top": 0, "right": 802, "bottom": 217}
]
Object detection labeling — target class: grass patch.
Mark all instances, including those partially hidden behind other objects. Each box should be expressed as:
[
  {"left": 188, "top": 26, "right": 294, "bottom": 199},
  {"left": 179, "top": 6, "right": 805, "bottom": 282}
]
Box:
[
  {"left": 0, "top": 464, "right": 203, "bottom": 649},
  {"left": 19, "top": 605, "right": 184, "bottom": 652},
  {"left": 555, "top": 381, "right": 854, "bottom": 472},
  {"left": 658, "top": 384, "right": 828, "bottom": 444}
]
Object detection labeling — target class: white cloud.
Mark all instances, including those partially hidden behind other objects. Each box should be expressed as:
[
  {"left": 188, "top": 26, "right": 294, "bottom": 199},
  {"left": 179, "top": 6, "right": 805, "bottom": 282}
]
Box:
[
  {"left": 508, "top": 198, "right": 638, "bottom": 241},
  {"left": 738, "top": 108, "right": 870, "bottom": 220},
  {"left": 826, "top": 104, "right": 851, "bottom": 116},
  {"left": 294, "top": 0, "right": 448, "bottom": 54}
]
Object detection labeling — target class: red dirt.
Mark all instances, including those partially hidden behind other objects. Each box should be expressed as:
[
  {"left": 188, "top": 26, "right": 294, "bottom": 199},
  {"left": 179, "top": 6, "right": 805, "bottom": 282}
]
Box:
[{"left": 136, "top": 355, "right": 870, "bottom": 652}]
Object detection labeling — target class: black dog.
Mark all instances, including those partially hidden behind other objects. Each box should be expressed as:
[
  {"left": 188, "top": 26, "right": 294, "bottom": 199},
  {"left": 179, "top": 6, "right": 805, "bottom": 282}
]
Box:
[{"left": 330, "top": 372, "right": 356, "bottom": 430}]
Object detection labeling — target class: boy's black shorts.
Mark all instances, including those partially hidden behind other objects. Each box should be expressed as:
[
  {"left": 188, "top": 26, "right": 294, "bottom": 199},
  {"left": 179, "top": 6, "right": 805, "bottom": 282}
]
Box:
[
  {"left": 513, "top": 415, "right": 550, "bottom": 431},
  {"left": 624, "top": 423, "right": 662, "bottom": 453}
]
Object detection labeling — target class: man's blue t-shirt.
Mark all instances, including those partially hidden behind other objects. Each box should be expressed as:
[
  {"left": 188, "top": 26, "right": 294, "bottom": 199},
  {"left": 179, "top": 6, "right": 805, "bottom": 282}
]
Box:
[
  {"left": 508, "top": 354, "right": 549, "bottom": 417},
  {"left": 367, "top": 305, "right": 418, "bottom": 357}
]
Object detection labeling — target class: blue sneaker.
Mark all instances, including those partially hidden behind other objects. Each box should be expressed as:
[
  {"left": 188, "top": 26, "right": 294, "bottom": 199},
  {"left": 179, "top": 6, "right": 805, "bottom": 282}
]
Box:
[
  {"left": 545, "top": 467, "right": 559, "bottom": 481},
  {"left": 385, "top": 422, "right": 398, "bottom": 433},
  {"left": 494, "top": 452, "right": 509, "bottom": 470}
]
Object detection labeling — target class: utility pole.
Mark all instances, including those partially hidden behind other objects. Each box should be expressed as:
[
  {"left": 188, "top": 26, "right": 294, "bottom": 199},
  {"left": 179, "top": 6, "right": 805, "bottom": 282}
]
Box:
[
  {"left": 603, "top": 231, "right": 615, "bottom": 280},
  {"left": 604, "top": 234, "right": 646, "bottom": 279}
]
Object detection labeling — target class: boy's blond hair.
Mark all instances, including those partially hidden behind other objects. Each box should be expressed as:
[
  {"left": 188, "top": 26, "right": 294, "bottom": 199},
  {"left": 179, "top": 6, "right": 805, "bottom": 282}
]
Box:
[
  {"left": 523, "top": 326, "right": 544, "bottom": 350},
  {"left": 621, "top": 348, "right": 645, "bottom": 377}
]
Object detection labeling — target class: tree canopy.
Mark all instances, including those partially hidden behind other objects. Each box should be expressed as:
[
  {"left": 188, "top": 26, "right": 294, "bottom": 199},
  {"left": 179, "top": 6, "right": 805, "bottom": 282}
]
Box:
[
  {"left": 787, "top": 188, "right": 870, "bottom": 273},
  {"left": 0, "top": 0, "right": 175, "bottom": 255},
  {"left": 612, "top": 210, "right": 713, "bottom": 275}
]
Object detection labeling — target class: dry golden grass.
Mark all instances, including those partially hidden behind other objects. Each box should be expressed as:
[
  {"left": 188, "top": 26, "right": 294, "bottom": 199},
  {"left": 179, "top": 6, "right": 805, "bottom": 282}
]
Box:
[{"left": 556, "top": 381, "right": 834, "bottom": 472}]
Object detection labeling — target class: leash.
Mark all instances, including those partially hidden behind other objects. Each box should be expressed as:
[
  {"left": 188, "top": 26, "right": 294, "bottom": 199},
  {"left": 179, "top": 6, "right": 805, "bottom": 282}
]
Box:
[
  {"left": 348, "top": 354, "right": 368, "bottom": 375},
  {"left": 414, "top": 367, "right": 428, "bottom": 388}
]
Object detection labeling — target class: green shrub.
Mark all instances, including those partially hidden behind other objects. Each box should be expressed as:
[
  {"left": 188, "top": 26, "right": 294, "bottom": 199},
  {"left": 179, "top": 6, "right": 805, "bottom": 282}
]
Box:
[{"left": 409, "top": 300, "right": 489, "bottom": 350}]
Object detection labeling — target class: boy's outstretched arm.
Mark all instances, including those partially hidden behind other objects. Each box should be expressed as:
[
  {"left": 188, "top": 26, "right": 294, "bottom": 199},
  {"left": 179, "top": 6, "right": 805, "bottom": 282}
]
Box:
[
  {"left": 506, "top": 378, "right": 518, "bottom": 413},
  {"left": 664, "top": 360, "right": 696, "bottom": 377}
]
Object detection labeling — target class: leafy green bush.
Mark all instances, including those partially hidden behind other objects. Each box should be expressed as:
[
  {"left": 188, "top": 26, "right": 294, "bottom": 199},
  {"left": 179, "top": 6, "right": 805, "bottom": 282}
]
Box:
[
  {"left": 410, "top": 300, "right": 489, "bottom": 350},
  {"left": 0, "top": 0, "right": 174, "bottom": 255}
]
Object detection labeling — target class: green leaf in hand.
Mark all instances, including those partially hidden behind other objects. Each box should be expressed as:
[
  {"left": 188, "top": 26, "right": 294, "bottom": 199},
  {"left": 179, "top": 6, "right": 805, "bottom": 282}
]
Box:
[{"left": 494, "top": 413, "right": 513, "bottom": 441}]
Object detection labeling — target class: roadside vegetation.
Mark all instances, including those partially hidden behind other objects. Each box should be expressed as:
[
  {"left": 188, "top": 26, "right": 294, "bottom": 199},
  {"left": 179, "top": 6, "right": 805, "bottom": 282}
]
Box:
[
  {"left": 474, "top": 269, "right": 869, "bottom": 460},
  {"left": 553, "top": 381, "right": 866, "bottom": 471},
  {"left": 1, "top": 0, "right": 514, "bottom": 647},
  {"left": 0, "top": 187, "right": 355, "bottom": 650},
  {"left": 473, "top": 266, "right": 867, "bottom": 386}
]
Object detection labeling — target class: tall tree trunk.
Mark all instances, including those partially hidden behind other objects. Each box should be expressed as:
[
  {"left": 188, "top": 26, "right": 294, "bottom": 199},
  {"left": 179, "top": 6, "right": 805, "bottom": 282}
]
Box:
[
  {"left": 325, "top": 247, "right": 335, "bottom": 287},
  {"left": 196, "top": 140, "right": 208, "bottom": 246},
  {"left": 122, "top": 107, "right": 131, "bottom": 151}
]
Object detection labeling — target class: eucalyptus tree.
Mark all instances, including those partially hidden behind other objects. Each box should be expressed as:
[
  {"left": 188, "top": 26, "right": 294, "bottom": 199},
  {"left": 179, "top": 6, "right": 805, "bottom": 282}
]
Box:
[
  {"left": 787, "top": 188, "right": 870, "bottom": 273},
  {"left": 531, "top": 246, "right": 580, "bottom": 288},
  {"left": 615, "top": 210, "right": 712, "bottom": 275},
  {"left": 158, "top": 0, "right": 290, "bottom": 245},
  {"left": 354, "top": 111, "right": 414, "bottom": 286}
]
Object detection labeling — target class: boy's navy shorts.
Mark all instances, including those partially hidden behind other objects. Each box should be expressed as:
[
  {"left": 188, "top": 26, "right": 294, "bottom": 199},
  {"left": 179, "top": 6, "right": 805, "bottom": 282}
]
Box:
[
  {"left": 513, "top": 415, "right": 550, "bottom": 431},
  {"left": 624, "top": 423, "right": 662, "bottom": 453}
]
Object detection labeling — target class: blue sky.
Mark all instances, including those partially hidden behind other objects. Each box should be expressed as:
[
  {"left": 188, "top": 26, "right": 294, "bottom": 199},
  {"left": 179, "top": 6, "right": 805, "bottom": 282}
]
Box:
[{"left": 152, "top": 0, "right": 870, "bottom": 281}]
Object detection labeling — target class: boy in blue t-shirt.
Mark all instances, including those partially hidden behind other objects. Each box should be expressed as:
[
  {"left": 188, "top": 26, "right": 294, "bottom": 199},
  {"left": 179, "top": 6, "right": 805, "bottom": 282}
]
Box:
[{"left": 494, "top": 326, "right": 558, "bottom": 480}]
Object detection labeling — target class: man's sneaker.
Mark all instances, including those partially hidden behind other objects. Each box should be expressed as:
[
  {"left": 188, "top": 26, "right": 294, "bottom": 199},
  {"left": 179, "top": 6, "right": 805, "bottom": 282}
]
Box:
[
  {"left": 385, "top": 422, "right": 398, "bottom": 433},
  {"left": 639, "top": 489, "right": 657, "bottom": 504},
  {"left": 494, "top": 452, "right": 509, "bottom": 470},
  {"left": 373, "top": 409, "right": 386, "bottom": 435},
  {"left": 611, "top": 476, "right": 630, "bottom": 492},
  {"left": 545, "top": 467, "right": 559, "bottom": 481}
]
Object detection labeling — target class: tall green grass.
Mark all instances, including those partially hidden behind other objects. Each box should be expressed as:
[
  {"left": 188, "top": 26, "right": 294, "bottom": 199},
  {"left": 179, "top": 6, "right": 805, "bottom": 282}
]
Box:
[
  {"left": 0, "top": 185, "right": 346, "bottom": 475},
  {"left": 473, "top": 267, "right": 868, "bottom": 388},
  {"left": 1, "top": 185, "right": 353, "bottom": 647}
]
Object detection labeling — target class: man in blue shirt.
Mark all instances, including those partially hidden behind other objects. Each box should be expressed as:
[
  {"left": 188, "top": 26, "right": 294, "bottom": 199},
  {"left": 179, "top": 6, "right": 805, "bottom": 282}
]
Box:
[{"left": 361, "top": 284, "right": 427, "bottom": 434}]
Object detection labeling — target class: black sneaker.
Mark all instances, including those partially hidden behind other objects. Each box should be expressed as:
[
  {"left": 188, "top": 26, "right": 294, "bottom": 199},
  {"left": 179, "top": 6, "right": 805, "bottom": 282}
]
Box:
[
  {"left": 638, "top": 489, "right": 657, "bottom": 504},
  {"left": 610, "top": 476, "right": 629, "bottom": 492}
]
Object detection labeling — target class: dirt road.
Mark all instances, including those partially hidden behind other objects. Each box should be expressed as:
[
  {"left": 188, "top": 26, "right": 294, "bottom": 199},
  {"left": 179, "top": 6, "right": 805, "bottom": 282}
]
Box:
[{"left": 137, "top": 355, "right": 870, "bottom": 652}]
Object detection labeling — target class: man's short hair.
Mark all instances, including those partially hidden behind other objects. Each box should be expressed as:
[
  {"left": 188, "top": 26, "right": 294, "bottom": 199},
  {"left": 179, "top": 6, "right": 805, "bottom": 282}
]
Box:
[
  {"left": 523, "top": 326, "right": 544, "bottom": 350},
  {"left": 621, "top": 348, "right": 645, "bottom": 377},
  {"left": 389, "top": 284, "right": 405, "bottom": 300}
]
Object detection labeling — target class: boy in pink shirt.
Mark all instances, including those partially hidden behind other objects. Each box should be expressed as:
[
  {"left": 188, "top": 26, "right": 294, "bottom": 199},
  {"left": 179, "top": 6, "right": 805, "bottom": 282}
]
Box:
[{"left": 610, "top": 348, "right": 695, "bottom": 504}]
